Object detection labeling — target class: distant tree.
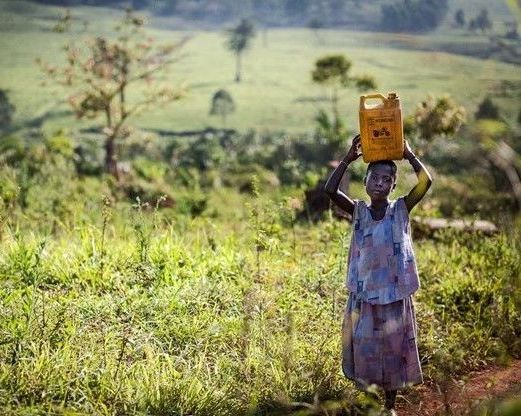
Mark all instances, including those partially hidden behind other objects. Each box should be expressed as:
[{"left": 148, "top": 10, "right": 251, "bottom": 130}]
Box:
[
  {"left": 476, "top": 8, "right": 492, "bottom": 33},
  {"left": 0, "top": 89, "right": 15, "bottom": 133},
  {"left": 518, "top": 108, "right": 521, "bottom": 124},
  {"left": 38, "top": 10, "right": 187, "bottom": 179},
  {"left": 225, "top": 19, "right": 256, "bottom": 83},
  {"left": 475, "top": 97, "right": 500, "bottom": 120},
  {"left": 311, "top": 55, "right": 376, "bottom": 145},
  {"left": 468, "top": 18, "right": 478, "bottom": 32},
  {"left": 210, "top": 89, "right": 235, "bottom": 127},
  {"left": 454, "top": 9, "right": 465, "bottom": 28}
]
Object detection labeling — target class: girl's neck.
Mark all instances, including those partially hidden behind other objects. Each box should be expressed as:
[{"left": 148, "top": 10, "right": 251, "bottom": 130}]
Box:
[{"left": 369, "top": 198, "right": 389, "bottom": 209}]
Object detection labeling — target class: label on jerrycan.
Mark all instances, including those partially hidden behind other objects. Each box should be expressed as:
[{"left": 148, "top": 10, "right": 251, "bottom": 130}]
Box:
[{"left": 359, "top": 92, "right": 404, "bottom": 162}]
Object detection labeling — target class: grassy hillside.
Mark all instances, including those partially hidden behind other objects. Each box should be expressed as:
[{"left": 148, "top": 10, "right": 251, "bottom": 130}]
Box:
[{"left": 0, "top": 1, "right": 520, "bottom": 136}]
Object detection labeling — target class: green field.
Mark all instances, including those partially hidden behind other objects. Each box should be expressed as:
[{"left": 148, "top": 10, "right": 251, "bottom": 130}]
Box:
[{"left": 1, "top": 1, "right": 520, "bottom": 135}]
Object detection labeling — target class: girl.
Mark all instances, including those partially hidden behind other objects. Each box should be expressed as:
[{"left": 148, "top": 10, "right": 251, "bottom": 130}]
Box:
[{"left": 324, "top": 134, "right": 432, "bottom": 414}]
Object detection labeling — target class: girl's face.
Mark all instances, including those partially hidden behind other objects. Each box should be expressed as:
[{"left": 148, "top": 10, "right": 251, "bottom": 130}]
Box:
[{"left": 364, "top": 164, "right": 396, "bottom": 201}]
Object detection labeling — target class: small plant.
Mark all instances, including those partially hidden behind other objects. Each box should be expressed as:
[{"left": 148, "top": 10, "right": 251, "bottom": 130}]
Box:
[
  {"left": 246, "top": 175, "right": 282, "bottom": 280},
  {"left": 98, "top": 194, "right": 113, "bottom": 280}
]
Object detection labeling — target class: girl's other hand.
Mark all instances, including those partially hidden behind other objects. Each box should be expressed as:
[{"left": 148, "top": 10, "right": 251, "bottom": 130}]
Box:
[
  {"left": 403, "top": 140, "right": 416, "bottom": 161},
  {"left": 346, "top": 134, "right": 362, "bottom": 163}
]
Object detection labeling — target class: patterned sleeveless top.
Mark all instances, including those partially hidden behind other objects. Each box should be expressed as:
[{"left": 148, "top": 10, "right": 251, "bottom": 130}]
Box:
[{"left": 346, "top": 197, "right": 420, "bottom": 305}]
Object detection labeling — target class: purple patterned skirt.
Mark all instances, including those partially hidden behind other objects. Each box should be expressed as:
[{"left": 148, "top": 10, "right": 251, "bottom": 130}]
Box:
[{"left": 341, "top": 293, "right": 423, "bottom": 391}]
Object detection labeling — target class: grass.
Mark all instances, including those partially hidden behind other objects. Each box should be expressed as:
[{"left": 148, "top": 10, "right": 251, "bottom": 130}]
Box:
[{"left": 0, "top": 179, "right": 520, "bottom": 414}]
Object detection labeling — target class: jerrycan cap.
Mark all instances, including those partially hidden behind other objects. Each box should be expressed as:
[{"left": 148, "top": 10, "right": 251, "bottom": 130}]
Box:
[{"left": 388, "top": 92, "right": 398, "bottom": 99}]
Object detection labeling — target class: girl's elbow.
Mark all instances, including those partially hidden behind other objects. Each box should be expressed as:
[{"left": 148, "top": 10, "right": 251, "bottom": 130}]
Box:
[
  {"left": 420, "top": 169, "right": 433, "bottom": 188},
  {"left": 426, "top": 173, "right": 433, "bottom": 187},
  {"left": 323, "top": 183, "right": 336, "bottom": 196}
]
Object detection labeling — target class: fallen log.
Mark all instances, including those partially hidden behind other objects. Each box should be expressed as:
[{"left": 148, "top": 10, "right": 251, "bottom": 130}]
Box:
[{"left": 411, "top": 217, "right": 498, "bottom": 239}]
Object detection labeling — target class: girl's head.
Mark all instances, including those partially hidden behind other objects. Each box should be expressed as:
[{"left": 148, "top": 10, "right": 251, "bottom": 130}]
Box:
[{"left": 364, "top": 160, "right": 397, "bottom": 201}]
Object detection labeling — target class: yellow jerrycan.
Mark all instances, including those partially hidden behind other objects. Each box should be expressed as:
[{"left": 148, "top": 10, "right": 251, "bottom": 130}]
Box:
[{"left": 359, "top": 92, "right": 404, "bottom": 162}]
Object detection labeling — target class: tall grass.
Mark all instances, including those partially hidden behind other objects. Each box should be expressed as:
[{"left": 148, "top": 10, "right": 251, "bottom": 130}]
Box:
[{"left": 0, "top": 185, "right": 520, "bottom": 415}]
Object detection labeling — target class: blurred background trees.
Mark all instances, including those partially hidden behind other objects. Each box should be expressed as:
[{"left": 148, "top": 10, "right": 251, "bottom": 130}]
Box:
[
  {"left": 380, "top": 0, "right": 449, "bottom": 33},
  {"left": 28, "top": 0, "right": 450, "bottom": 32}
]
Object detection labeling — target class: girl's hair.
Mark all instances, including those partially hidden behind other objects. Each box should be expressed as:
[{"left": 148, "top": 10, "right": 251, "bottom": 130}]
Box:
[{"left": 366, "top": 160, "right": 398, "bottom": 178}]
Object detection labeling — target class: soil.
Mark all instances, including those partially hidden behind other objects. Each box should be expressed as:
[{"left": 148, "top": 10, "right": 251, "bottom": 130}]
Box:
[{"left": 396, "top": 359, "right": 521, "bottom": 415}]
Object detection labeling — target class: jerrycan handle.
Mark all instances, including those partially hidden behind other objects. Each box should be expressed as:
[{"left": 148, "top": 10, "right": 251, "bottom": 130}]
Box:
[{"left": 360, "top": 94, "right": 386, "bottom": 109}]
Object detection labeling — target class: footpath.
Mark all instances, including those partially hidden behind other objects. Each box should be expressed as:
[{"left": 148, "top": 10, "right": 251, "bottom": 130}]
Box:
[{"left": 397, "top": 359, "right": 521, "bottom": 415}]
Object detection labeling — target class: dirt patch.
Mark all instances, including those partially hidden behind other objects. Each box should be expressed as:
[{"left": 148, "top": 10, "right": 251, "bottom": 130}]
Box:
[{"left": 396, "top": 360, "right": 521, "bottom": 415}]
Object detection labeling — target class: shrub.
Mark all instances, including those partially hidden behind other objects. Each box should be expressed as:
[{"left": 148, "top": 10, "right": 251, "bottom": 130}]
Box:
[{"left": 475, "top": 96, "right": 500, "bottom": 120}]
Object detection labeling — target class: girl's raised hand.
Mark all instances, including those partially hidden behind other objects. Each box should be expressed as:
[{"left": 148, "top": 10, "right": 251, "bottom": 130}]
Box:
[
  {"left": 345, "top": 134, "right": 362, "bottom": 163},
  {"left": 403, "top": 140, "right": 416, "bottom": 161}
]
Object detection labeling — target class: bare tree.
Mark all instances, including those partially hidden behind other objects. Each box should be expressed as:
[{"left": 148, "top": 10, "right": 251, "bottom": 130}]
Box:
[{"left": 38, "top": 9, "right": 188, "bottom": 179}]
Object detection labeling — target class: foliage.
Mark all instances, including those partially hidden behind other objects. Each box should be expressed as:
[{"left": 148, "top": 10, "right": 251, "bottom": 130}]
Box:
[
  {"left": 311, "top": 55, "right": 353, "bottom": 86},
  {"left": 37, "top": 9, "right": 186, "bottom": 178},
  {"left": 411, "top": 94, "right": 466, "bottom": 144},
  {"left": 380, "top": 0, "right": 449, "bottom": 33},
  {"left": 225, "top": 19, "right": 256, "bottom": 83},
  {"left": 475, "top": 96, "right": 500, "bottom": 120}
]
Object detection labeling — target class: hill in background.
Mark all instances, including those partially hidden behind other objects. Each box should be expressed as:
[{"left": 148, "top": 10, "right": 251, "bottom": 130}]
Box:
[{"left": 25, "top": 0, "right": 516, "bottom": 31}]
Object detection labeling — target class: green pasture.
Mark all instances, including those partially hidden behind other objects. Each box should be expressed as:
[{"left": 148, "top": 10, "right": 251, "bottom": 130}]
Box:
[{"left": 0, "top": 1, "right": 520, "bottom": 135}]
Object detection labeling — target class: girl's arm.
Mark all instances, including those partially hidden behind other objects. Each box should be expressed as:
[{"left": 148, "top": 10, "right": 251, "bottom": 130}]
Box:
[
  {"left": 403, "top": 141, "right": 433, "bottom": 212},
  {"left": 323, "top": 135, "right": 361, "bottom": 216}
]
